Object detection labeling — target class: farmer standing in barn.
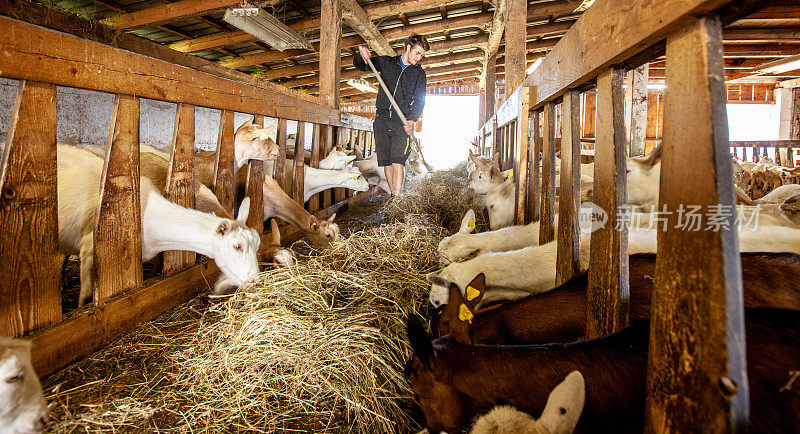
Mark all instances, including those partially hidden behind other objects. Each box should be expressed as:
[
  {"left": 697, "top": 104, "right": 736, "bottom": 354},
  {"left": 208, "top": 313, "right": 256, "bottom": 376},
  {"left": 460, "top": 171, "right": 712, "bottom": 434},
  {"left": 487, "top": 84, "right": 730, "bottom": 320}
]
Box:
[{"left": 353, "top": 34, "right": 429, "bottom": 197}]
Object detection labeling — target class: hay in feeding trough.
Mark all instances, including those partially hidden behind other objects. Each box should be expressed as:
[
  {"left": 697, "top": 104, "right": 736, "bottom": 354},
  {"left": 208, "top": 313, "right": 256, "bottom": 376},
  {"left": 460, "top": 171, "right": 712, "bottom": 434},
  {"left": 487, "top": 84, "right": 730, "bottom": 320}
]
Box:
[
  {"left": 386, "top": 161, "right": 490, "bottom": 233},
  {"left": 44, "top": 215, "right": 444, "bottom": 433}
]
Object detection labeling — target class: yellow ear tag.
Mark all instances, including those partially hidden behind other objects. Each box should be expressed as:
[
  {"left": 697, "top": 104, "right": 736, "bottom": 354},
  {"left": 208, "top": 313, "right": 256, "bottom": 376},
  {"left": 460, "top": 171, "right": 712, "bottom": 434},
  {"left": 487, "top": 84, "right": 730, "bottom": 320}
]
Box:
[
  {"left": 467, "top": 219, "right": 475, "bottom": 229},
  {"left": 458, "top": 303, "right": 473, "bottom": 324},
  {"left": 353, "top": 175, "right": 358, "bottom": 181},
  {"left": 310, "top": 222, "right": 317, "bottom": 230},
  {"left": 466, "top": 285, "right": 480, "bottom": 301},
  {"left": 216, "top": 225, "right": 226, "bottom": 234}
]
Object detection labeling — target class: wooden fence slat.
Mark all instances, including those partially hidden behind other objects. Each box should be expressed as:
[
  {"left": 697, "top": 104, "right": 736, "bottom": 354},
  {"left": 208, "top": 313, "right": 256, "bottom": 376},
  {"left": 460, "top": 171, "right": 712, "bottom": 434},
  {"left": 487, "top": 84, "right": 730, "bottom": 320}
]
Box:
[
  {"left": 322, "top": 125, "right": 334, "bottom": 208},
  {"left": 0, "top": 80, "right": 61, "bottom": 336},
  {"left": 293, "top": 121, "right": 306, "bottom": 204},
  {"left": 274, "top": 118, "right": 288, "bottom": 192},
  {"left": 308, "top": 123, "right": 322, "bottom": 213},
  {"left": 163, "top": 103, "right": 197, "bottom": 275},
  {"left": 555, "top": 89, "right": 581, "bottom": 285},
  {"left": 645, "top": 15, "right": 748, "bottom": 433},
  {"left": 94, "top": 94, "right": 143, "bottom": 304},
  {"left": 214, "top": 109, "right": 236, "bottom": 216},
  {"left": 526, "top": 109, "right": 541, "bottom": 223},
  {"left": 539, "top": 102, "right": 556, "bottom": 245},
  {"left": 625, "top": 64, "right": 650, "bottom": 156},
  {"left": 514, "top": 86, "right": 532, "bottom": 225},
  {"left": 245, "top": 160, "right": 265, "bottom": 235},
  {"left": 335, "top": 127, "right": 346, "bottom": 202},
  {"left": 586, "top": 68, "right": 629, "bottom": 338}
]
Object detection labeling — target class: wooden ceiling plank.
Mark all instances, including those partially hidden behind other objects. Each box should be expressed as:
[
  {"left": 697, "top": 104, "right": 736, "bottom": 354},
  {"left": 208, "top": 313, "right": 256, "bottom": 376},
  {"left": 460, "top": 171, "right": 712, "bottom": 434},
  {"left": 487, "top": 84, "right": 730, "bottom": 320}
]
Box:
[
  {"left": 341, "top": 0, "right": 395, "bottom": 56},
  {"left": 101, "top": 0, "right": 246, "bottom": 30}
]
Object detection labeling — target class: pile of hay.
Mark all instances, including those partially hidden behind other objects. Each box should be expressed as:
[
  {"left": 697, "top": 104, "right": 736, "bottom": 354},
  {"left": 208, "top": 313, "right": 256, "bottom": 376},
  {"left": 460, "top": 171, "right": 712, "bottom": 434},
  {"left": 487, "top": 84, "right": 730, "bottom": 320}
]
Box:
[
  {"left": 387, "top": 160, "right": 490, "bottom": 233},
  {"left": 45, "top": 216, "right": 444, "bottom": 433}
]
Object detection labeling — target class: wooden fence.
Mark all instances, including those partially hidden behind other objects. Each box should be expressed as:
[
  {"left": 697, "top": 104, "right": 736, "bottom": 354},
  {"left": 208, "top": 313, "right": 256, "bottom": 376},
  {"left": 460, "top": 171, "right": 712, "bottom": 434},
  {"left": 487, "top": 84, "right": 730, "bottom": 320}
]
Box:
[
  {"left": 475, "top": 0, "right": 768, "bottom": 430},
  {"left": 0, "top": 16, "right": 373, "bottom": 377}
]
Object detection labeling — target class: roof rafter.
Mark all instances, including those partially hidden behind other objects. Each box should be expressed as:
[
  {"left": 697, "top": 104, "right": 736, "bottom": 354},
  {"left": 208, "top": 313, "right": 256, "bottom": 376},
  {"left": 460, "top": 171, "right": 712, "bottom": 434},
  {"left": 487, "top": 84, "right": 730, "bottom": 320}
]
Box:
[{"left": 341, "top": 0, "right": 395, "bottom": 56}]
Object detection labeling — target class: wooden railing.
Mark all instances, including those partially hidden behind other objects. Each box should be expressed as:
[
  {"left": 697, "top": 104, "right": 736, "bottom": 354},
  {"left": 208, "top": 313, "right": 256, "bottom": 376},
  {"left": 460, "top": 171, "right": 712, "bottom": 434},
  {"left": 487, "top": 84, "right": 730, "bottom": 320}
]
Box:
[
  {"left": 731, "top": 140, "right": 799, "bottom": 167},
  {"left": 475, "top": 0, "right": 764, "bottom": 430},
  {"left": 0, "top": 16, "right": 373, "bottom": 377}
]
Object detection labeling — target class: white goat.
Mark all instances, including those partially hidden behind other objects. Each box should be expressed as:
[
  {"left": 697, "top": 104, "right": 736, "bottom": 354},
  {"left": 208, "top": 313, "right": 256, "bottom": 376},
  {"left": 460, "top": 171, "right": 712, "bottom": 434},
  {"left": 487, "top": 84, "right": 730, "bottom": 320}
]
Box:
[
  {"left": 319, "top": 149, "right": 357, "bottom": 170},
  {"left": 755, "top": 184, "right": 800, "bottom": 205},
  {"left": 0, "top": 338, "right": 49, "bottom": 434},
  {"left": 58, "top": 145, "right": 260, "bottom": 305},
  {"left": 428, "top": 225, "right": 800, "bottom": 307},
  {"left": 264, "top": 160, "right": 370, "bottom": 202},
  {"left": 470, "top": 371, "right": 585, "bottom": 434}
]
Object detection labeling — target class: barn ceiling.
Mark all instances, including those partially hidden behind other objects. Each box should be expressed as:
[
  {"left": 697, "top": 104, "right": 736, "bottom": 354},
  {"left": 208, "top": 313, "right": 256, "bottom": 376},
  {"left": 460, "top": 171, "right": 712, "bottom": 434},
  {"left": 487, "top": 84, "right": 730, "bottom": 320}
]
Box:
[{"left": 26, "top": 0, "right": 800, "bottom": 102}]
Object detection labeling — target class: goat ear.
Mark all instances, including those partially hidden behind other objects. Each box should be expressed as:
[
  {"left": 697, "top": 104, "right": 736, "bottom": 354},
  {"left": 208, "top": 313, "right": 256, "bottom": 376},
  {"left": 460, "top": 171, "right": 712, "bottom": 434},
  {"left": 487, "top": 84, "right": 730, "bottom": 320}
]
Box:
[
  {"left": 215, "top": 220, "right": 230, "bottom": 236},
  {"left": 468, "top": 150, "right": 479, "bottom": 165},
  {"left": 463, "top": 273, "right": 486, "bottom": 309},
  {"left": 406, "top": 314, "right": 434, "bottom": 365},
  {"left": 641, "top": 142, "right": 663, "bottom": 167},
  {"left": 327, "top": 212, "right": 337, "bottom": 223},
  {"left": 459, "top": 209, "right": 476, "bottom": 234},
  {"left": 537, "top": 371, "right": 586, "bottom": 433},
  {"left": 237, "top": 197, "right": 251, "bottom": 223},
  {"left": 426, "top": 273, "right": 450, "bottom": 287},
  {"left": 270, "top": 219, "right": 281, "bottom": 245},
  {"left": 241, "top": 116, "right": 254, "bottom": 129},
  {"left": 445, "top": 284, "right": 472, "bottom": 344}
]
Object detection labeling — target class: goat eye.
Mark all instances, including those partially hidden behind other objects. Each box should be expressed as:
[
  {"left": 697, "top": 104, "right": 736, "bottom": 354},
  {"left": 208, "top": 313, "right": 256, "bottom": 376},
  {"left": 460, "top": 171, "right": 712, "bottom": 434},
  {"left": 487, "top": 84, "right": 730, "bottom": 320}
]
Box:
[
  {"left": 326, "top": 234, "right": 332, "bottom": 238},
  {"left": 234, "top": 244, "right": 243, "bottom": 252},
  {"left": 6, "top": 374, "right": 23, "bottom": 383}
]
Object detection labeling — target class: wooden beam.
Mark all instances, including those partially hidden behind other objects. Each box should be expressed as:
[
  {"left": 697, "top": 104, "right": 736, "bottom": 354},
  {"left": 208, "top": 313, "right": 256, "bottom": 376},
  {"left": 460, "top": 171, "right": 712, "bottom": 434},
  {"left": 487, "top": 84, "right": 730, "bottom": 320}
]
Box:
[
  {"left": 274, "top": 118, "right": 288, "bottom": 191},
  {"left": 94, "top": 94, "right": 143, "bottom": 304},
  {"left": 480, "top": 0, "right": 508, "bottom": 88},
  {"left": 214, "top": 110, "right": 236, "bottom": 216},
  {"left": 101, "top": 0, "right": 243, "bottom": 30},
  {"left": 0, "top": 81, "right": 60, "bottom": 337},
  {"left": 292, "top": 122, "right": 306, "bottom": 204},
  {"left": 723, "top": 27, "right": 800, "bottom": 42},
  {"left": 163, "top": 103, "right": 197, "bottom": 275},
  {"left": 514, "top": 86, "right": 533, "bottom": 224},
  {"left": 484, "top": 55, "right": 497, "bottom": 119},
  {"left": 505, "top": 0, "right": 528, "bottom": 95},
  {"left": 539, "top": 101, "right": 556, "bottom": 245},
  {"left": 526, "top": 109, "right": 541, "bottom": 223},
  {"left": 625, "top": 64, "right": 649, "bottom": 156},
  {"left": 586, "top": 67, "right": 628, "bottom": 338},
  {"left": 341, "top": 0, "right": 395, "bottom": 56},
  {"left": 320, "top": 0, "right": 342, "bottom": 109},
  {"left": 645, "top": 15, "right": 748, "bottom": 432},
  {"left": 555, "top": 90, "right": 581, "bottom": 285}
]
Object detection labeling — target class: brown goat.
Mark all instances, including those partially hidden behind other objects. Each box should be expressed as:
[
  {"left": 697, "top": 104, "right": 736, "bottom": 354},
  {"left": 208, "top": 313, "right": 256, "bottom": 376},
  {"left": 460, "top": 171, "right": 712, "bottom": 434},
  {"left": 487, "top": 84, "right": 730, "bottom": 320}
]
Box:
[
  {"left": 407, "top": 308, "right": 800, "bottom": 433},
  {"left": 439, "top": 252, "right": 800, "bottom": 345}
]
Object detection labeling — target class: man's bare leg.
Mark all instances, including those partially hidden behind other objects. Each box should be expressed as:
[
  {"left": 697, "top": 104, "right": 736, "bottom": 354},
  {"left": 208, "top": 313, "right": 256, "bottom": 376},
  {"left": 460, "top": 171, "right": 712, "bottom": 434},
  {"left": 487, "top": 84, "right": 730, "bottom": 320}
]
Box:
[
  {"left": 384, "top": 165, "right": 397, "bottom": 195},
  {"left": 391, "top": 163, "right": 404, "bottom": 196}
]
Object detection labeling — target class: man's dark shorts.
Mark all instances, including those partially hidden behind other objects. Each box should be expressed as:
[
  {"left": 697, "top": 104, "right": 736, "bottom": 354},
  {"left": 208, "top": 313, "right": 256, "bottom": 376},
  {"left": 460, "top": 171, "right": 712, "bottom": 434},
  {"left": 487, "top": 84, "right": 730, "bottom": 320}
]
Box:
[{"left": 373, "top": 116, "right": 412, "bottom": 166}]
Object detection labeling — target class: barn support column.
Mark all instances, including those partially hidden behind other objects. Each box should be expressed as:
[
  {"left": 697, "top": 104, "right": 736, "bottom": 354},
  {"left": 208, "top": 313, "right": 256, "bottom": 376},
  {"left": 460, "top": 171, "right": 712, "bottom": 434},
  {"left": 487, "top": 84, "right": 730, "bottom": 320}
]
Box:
[
  {"left": 319, "top": 0, "right": 342, "bottom": 109},
  {"left": 485, "top": 55, "right": 497, "bottom": 121},
  {"left": 479, "top": 87, "right": 487, "bottom": 127},
  {"left": 625, "top": 64, "right": 649, "bottom": 156},
  {"left": 645, "top": 15, "right": 748, "bottom": 432},
  {"left": 505, "top": 0, "right": 527, "bottom": 95}
]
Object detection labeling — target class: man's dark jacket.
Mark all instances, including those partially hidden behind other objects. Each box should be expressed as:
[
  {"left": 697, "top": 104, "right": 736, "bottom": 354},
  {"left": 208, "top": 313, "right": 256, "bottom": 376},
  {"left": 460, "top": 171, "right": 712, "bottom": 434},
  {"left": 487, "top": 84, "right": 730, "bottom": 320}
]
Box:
[{"left": 353, "top": 54, "right": 427, "bottom": 125}]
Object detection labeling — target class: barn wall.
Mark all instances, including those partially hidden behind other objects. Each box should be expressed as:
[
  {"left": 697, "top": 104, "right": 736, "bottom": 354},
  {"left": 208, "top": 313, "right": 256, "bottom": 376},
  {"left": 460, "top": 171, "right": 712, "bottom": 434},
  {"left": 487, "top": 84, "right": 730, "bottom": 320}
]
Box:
[{"left": 0, "top": 77, "right": 271, "bottom": 151}]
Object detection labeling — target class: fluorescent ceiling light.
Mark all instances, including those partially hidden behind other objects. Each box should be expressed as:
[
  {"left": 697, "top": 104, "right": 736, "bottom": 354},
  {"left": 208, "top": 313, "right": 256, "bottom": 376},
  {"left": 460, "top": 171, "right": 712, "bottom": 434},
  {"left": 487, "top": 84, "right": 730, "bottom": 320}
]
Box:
[
  {"left": 223, "top": 4, "right": 312, "bottom": 51},
  {"left": 526, "top": 58, "right": 543, "bottom": 74},
  {"left": 347, "top": 78, "right": 378, "bottom": 93},
  {"left": 753, "top": 54, "right": 800, "bottom": 75}
]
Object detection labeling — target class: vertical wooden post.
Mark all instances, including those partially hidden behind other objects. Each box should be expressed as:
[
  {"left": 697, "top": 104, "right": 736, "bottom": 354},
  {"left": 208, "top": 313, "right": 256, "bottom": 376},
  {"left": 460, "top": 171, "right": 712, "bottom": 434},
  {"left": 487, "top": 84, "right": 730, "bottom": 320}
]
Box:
[
  {"left": 245, "top": 161, "right": 265, "bottom": 235},
  {"left": 253, "top": 114, "right": 265, "bottom": 125},
  {"left": 308, "top": 123, "right": 322, "bottom": 213},
  {"left": 274, "top": 118, "right": 288, "bottom": 192},
  {"left": 587, "top": 68, "right": 629, "bottom": 338},
  {"left": 214, "top": 109, "right": 236, "bottom": 216},
  {"left": 514, "top": 86, "right": 533, "bottom": 225},
  {"left": 94, "top": 94, "right": 142, "bottom": 304},
  {"left": 791, "top": 88, "right": 800, "bottom": 142},
  {"left": 293, "top": 121, "right": 306, "bottom": 204},
  {"left": 323, "top": 124, "right": 335, "bottom": 208},
  {"left": 645, "top": 16, "right": 748, "bottom": 433},
  {"left": 526, "top": 109, "right": 541, "bottom": 223},
  {"left": 555, "top": 90, "right": 581, "bottom": 285},
  {"left": 539, "top": 102, "right": 556, "bottom": 244},
  {"left": 163, "top": 103, "right": 197, "bottom": 275},
  {"left": 0, "top": 81, "right": 60, "bottom": 336},
  {"left": 505, "top": 0, "right": 527, "bottom": 95},
  {"left": 625, "top": 64, "right": 649, "bottom": 156},
  {"left": 479, "top": 87, "right": 487, "bottom": 127},
  {"left": 485, "top": 55, "right": 497, "bottom": 120},
  {"left": 319, "top": 0, "right": 342, "bottom": 109},
  {"left": 334, "top": 127, "right": 346, "bottom": 202}
]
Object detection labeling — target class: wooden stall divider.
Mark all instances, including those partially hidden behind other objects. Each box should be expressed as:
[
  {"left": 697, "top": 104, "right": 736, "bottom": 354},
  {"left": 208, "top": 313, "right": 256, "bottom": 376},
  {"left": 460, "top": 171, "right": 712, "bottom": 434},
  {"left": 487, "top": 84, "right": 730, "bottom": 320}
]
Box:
[
  {"left": 334, "top": 127, "right": 346, "bottom": 202},
  {"left": 539, "top": 102, "right": 556, "bottom": 244},
  {"left": 245, "top": 160, "right": 265, "bottom": 235},
  {"left": 274, "top": 118, "right": 288, "bottom": 192},
  {"left": 526, "top": 109, "right": 541, "bottom": 224},
  {"left": 586, "top": 68, "right": 629, "bottom": 338},
  {"left": 213, "top": 109, "right": 236, "bottom": 216},
  {"left": 308, "top": 123, "right": 322, "bottom": 213},
  {"left": 555, "top": 90, "right": 581, "bottom": 285},
  {"left": 514, "top": 86, "right": 533, "bottom": 225},
  {"left": 292, "top": 121, "right": 306, "bottom": 204},
  {"left": 322, "top": 124, "right": 334, "bottom": 208},
  {"left": 0, "top": 80, "right": 60, "bottom": 336},
  {"left": 93, "top": 94, "right": 143, "bottom": 304},
  {"left": 645, "top": 15, "right": 748, "bottom": 432},
  {"left": 163, "top": 103, "right": 197, "bottom": 275}
]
